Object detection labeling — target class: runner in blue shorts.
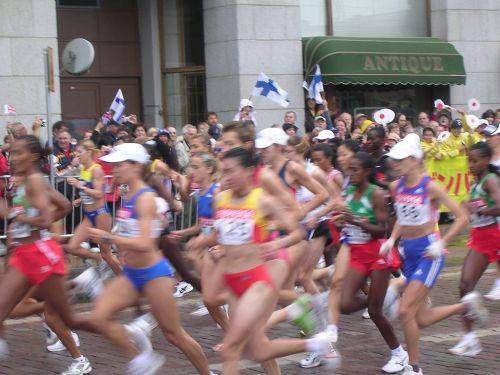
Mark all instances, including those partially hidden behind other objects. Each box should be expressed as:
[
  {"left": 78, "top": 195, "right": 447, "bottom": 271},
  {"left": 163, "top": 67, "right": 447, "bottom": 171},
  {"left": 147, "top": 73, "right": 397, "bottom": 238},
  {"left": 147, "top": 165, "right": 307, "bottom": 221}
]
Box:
[{"left": 380, "top": 134, "right": 488, "bottom": 375}]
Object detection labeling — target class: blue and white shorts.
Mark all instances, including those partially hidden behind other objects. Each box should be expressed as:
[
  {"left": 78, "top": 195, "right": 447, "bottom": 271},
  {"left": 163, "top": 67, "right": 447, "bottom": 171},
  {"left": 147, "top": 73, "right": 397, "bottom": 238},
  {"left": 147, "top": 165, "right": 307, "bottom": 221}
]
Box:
[{"left": 399, "top": 233, "right": 445, "bottom": 288}]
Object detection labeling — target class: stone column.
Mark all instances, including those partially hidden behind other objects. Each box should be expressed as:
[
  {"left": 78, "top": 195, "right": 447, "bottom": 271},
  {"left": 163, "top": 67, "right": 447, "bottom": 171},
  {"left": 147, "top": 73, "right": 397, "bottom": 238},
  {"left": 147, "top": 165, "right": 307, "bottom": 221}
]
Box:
[
  {"left": 204, "top": 0, "right": 305, "bottom": 130},
  {"left": 430, "top": 0, "right": 500, "bottom": 109},
  {"left": 138, "top": 0, "right": 164, "bottom": 128},
  {"left": 0, "top": 0, "right": 61, "bottom": 141}
]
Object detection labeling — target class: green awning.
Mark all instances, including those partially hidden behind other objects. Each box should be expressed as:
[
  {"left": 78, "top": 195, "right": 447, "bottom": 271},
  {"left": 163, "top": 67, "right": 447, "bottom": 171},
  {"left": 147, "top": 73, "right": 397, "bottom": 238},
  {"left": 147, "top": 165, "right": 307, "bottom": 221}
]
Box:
[{"left": 303, "top": 36, "right": 466, "bottom": 85}]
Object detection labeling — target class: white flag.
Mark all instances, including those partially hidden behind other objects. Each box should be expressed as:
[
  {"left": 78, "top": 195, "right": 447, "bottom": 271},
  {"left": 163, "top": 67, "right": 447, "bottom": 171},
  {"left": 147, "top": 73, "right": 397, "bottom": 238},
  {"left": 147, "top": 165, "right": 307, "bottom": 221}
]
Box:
[
  {"left": 109, "top": 89, "right": 125, "bottom": 122},
  {"left": 252, "top": 73, "right": 289, "bottom": 108},
  {"left": 308, "top": 65, "right": 324, "bottom": 104}
]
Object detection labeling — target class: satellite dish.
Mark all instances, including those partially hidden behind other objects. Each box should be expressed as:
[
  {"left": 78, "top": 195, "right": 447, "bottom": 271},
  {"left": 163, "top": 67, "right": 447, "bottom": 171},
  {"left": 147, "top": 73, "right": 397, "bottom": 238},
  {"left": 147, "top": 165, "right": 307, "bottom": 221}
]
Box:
[{"left": 61, "top": 38, "right": 95, "bottom": 75}]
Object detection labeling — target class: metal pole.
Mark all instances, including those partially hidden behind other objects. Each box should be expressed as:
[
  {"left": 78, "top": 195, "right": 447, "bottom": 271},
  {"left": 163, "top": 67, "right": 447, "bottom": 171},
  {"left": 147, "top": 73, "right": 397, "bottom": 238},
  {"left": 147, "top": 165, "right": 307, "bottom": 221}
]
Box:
[{"left": 43, "top": 48, "right": 54, "bottom": 185}]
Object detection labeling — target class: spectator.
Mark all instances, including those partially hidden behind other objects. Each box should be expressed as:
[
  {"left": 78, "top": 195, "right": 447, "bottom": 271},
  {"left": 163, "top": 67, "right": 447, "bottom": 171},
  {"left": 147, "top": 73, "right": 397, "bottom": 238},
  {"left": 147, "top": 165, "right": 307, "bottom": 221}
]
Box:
[
  {"left": 482, "top": 109, "right": 495, "bottom": 125},
  {"left": 359, "top": 119, "right": 374, "bottom": 134},
  {"left": 304, "top": 98, "right": 317, "bottom": 133},
  {"left": 428, "top": 120, "right": 439, "bottom": 133},
  {"left": 52, "top": 130, "right": 79, "bottom": 176},
  {"left": 338, "top": 112, "right": 353, "bottom": 137},
  {"left": 190, "top": 133, "right": 212, "bottom": 154},
  {"left": 175, "top": 124, "right": 197, "bottom": 172},
  {"left": 415, "top": 111, "right": 429, "bottom": 136},
  {"left": 167, "top": 126, "right": 177, "bottom": 139},
  {"left": 386, "top": 122, "right": 400, "bottom": 138},
  {"left": 334, "top": 118, "right": 347, "bottom": 140},
  {"left": 207, "top": 112, "right": 222, "bottom": 140},
  {"left": 313, "top": 129, "right": 335, "bottom": 144},
  {"left": 395, "top": 113, "right": 407, "bottom": 129},
  {"left": 234, "top": 99, "right": 257, "bottom": 126},
  {"left": 282, "top": 123, "right": 298, "bottom": 136},
  {"left": 440, "top": 119, "right": 476, "bottom": 158},
  {"left": 313, "top": 115, "right": 328, "bottom": 130},
  {"left": 148, "top": 127, "right": 158, "bottom": 137},
  {"left": 118, "top": 125, "right": 131, "bottom": 138},
  {"left": 421, "top": 127, "right": 442, "bottom": 168},
  {"left": 284, "top": 111, "right": 298, "bottom": 128},
  {"left": 354, "top": 113, "right": 367, "bottom": 133},
  {"left": 437, "top": 112, "right": 451, "bottom": 130},
  {"left": 133, "top": 124, "right": 147, "bottom": 138},
  {"left": 91, "top": 119, "right": 120, "bottom": 145},
  {"left": 385, "top": 133, "right": 400, "bottom": 151},
  {"left": 197, "top": 121, "right": 210, "bottom": 135},
  {"left": 495, "top": 109, "right": 500, "bottom": 125}
]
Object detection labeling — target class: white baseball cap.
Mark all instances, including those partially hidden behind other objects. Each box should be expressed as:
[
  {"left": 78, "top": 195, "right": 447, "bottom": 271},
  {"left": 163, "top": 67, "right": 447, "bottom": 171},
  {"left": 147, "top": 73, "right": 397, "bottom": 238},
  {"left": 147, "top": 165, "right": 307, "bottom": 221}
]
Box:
[
  {"left": 314, "top": 130, "right": 335, "bottom": 141},
  {"left": 255, "top": 127, "right": 289, "bottom": 149},
  {"left": 100, "top": 142, "right": 150, "bottom": 164},
  {"left": 386, "top": 133, "right": 423, "bottom": 160}
]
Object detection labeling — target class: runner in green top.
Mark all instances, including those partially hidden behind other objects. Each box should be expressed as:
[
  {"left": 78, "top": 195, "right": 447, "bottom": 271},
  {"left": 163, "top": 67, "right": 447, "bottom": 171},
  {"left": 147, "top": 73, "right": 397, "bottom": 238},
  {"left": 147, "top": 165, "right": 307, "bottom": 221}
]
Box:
[
  {"left": 339, "top": 151, "right": 408, "bottom": 374},
  {"left": 451, "top": 141, "right": 500, "bottom": 357}
]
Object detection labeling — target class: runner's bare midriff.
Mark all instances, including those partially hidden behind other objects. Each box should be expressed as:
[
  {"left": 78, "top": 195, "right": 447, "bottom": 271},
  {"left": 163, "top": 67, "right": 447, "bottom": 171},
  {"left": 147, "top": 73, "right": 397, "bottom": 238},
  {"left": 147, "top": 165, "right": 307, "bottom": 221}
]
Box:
[{"left": 399, "top": 221, "right": 436, "bottom": 240}]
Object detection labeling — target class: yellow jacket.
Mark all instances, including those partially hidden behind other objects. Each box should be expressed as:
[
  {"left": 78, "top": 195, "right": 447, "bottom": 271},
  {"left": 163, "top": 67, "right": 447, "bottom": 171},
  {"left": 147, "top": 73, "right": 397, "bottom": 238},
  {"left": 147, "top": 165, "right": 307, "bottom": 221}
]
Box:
[
  {"left": 439, "top": 132, "right": 477, "bottom": 159},
  {"left": 421, "top": 139, "right": 442, "bottom": 160}
]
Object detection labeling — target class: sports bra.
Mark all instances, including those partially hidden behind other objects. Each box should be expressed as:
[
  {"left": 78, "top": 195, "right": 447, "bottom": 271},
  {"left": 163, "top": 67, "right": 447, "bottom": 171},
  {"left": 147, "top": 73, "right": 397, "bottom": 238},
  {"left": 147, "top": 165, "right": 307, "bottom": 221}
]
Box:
[
  {"left": 10, "top": 184, "right": 39, "bottom": 238},
  {"left": 214, "top": 187, "right": 270, "bottom": 245},
  {"left": 79, "top": 163, "right": 101, "bottom": 205},
  {"left": 196, "top": 183, "right": 219, "bottom": 234},
  {"left": 115, "top": 187, "right": 162, "bottom": 238},
  {"left": 278, "top": 160, "right": 295, "bottom": 194},
  {"left": 394, "top": 176, "right": 434, "bottom": 226}
]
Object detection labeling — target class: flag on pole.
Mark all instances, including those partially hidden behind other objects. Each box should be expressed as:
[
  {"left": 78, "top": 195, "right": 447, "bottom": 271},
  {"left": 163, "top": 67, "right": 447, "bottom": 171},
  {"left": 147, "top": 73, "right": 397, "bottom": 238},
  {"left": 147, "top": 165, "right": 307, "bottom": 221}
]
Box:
[
  {"left": 303, "top": 65, "right": 324, "bottom": 104},
  {"left": 3, "top": 104, "right": 16, "bottom": 115},
  {"left": 251, "top": 73, "right": 290, "bottom": 108},
  {"left": 109, "top": 89, "right": 125, "bottom": 122}
]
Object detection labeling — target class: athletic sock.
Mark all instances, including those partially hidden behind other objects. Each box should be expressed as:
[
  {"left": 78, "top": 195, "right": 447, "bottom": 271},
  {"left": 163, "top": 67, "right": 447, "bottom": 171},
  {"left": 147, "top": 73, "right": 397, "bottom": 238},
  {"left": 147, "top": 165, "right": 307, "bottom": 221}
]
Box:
[
  {"left": 391, "top": 345, "right": 404, "bottom": 356},
  {"left": 326, "top": 324, "right": 338, "bottom": 337},
  {"left": 463, "top": 331, "right": 477, "bottom": 341}
]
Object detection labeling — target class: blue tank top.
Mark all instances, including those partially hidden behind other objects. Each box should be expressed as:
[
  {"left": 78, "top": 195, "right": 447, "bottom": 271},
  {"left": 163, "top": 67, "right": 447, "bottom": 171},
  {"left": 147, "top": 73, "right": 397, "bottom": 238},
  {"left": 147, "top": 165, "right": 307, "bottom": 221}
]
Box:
[
  {"left": 394, "top": 175, "right": 434, "bottom": 226},
  {"left": 196, "top": 183, "right": 218, "bottom": 234},
  {"left": 115, "top": 187, "right": 162, "bottom": 238}
]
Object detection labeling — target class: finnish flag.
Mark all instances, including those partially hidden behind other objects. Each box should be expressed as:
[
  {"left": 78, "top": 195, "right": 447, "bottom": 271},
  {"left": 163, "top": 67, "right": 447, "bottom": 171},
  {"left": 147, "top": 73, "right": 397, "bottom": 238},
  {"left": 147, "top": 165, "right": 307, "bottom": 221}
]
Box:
[
  {"left": 303, "top": 65, "right": 324, "bottom": 104},
  {"left": 109, "top": 89, "right": 125, "bottom": 122},
  {"left": 252, "top": 73, "right": 289, "bottom": 108}
]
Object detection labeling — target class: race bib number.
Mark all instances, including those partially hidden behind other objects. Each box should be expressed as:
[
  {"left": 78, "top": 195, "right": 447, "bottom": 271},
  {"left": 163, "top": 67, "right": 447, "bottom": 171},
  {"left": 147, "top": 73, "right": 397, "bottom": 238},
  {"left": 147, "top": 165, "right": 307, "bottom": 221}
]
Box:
[
  {"left": 216, "top": 218, "right": 254, "bottom": 245},
  {"left": 470, "top": 199, "right": 495, "bottom": 227},
  {"left": 343, "top": 223, "right": 371, "bottom": 244}
]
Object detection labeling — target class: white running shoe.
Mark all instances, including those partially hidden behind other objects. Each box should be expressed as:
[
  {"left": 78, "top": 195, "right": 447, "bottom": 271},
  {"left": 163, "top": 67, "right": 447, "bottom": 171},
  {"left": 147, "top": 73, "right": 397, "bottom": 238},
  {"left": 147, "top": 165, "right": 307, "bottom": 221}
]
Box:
[
  {"left": 128, "top": 313, "right": 158, "bottom": 337},
  {"left": 80, "top": 242, "right": 90, "bottom": 250},
  {"left": 299, "top": 352, "right": 321, "bottom": 368},
  {"left": 448, "top": 334, "right": 482, "bottom": 357},
  {"left": 462, "top": 291, "right": 489, "bottom": 327},
  {"left": 362, "top": 308, "right": 370, "bottom": 319},
  {"left": 191, "top": 302, "right": 209, "bottom": 317},
  {"left": 127, "top": 351, "right": 165, "bottom": 375},
  {"left": 47, "top": 332, "right": 80, "bottom": 352},
  {"left": 173, "top": 281, "right": 194, "bottom": 298},
  {"left": 485, "top": 280, "right": 500, "bottom": 301},
  {"left": 61, "top": 356, "right": 92, "bottom": 375},
  {"left": 43, "top": 322, "right": 58, "bottom": 345},
  {"left": 0, "top": 339, "right": 9, "bottom": 360},
  {"left": 125, "top": 318, "right": 154, "bottom": 353},
  {"left": 89, "top": 247, "right": 100, "bottom": 254},
  {"left": 401, "top": 365, "right": 423, "bottom": 374},
  {"left": 382, "top": 350, "right": 409, "bottom": 373},
  {"left": 72, "top": 267, "right": 103, "bottom": 300}
]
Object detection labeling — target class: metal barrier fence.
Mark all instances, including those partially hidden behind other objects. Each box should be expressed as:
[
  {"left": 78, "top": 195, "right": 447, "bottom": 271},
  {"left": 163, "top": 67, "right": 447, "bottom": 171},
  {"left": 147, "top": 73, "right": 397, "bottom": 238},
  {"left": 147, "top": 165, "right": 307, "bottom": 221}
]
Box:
[{"left": 0, "top": 175, "right": 197, "bottom": 240}]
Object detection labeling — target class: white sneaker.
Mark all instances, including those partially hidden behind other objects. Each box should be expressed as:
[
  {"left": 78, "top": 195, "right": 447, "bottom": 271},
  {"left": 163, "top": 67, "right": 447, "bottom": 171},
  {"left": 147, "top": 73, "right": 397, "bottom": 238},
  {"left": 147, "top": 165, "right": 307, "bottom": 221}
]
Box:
[
  {"left": 382, "top": 350, "right": 409, "bottom": 373},
  {"left": 47, "top": 332, "right": 80, "bottom": 352},
  {"left": 61, "top": 356, "right": 92, "bottom": 375},
  {"left": 128, "top": 313, "right": 158, "bottom": 337},
  {"left": 127, "top": 351, "right": 165, "bottom": 375},
  {"left": 80, "top": 242, "right": 90, "bottom": 250},
  {"left": 125, "top": 318, "right": 154, "bottom": 353},
  {"left": 311, "top": 291, "right": 330, "bottom": 332},
  {"left": 362, "top": 308, "right": 370, "bottom": 319},
  {"left": 72, "top": 267, "right": 103, "bottom": 300},
  {"left": 322, "top": 342, "right": 341, "bottom": 369},
  {"left": 89, "top": 247, "right": 100, "bottom": 253},
  {"left": 173, "top": 281, "right": 193, "bottom": 298},
  {"left": 299, "top": 352, "right": 321, "bottom": 368},
  {"left": 43, "top": 322, "right": 58, "bottom": 345},
  {"left": 0, "top": 339, "right": 9, "bottom": 360},
  {"left": 191, "top": 302, "right": 209, "bottom": 316},
  {"left": 448, "top": 334, "right": 482, "bottom": 356},
  {"left": 485, "top": 280, "right": 500, "bottom": 301},
  {"left": 462, "top": 291, "right": 489, "bottom": 327},
  {"left": 401, "top": 365, "right": 423, "bottom": 374}
]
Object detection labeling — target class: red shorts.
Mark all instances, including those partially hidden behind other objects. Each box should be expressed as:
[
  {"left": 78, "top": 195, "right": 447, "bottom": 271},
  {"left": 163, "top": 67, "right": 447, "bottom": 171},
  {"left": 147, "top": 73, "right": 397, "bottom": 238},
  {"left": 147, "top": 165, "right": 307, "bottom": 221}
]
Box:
[
  {"left": 9, "top": 239, "right": 67, "bottom": 285},
  {"left": 468, "top": 225, "right": 500, "bottom": 263},
  {"left": 349, "top": 240, "right": 401, "bottom": 276},
  {"left": 224, "top": 264, "right": 274, "bottom": 298}
]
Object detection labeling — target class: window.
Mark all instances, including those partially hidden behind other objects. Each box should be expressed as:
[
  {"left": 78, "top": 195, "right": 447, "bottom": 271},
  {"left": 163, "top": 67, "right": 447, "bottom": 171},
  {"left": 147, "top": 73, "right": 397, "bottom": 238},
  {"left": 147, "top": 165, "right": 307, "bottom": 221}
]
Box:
[
  {"left": 300, "top": 0, "right": 328, "bottom": 37},
  {"left": 161, "top": 0, "right": 206, "bottom": 127},
  {"left": 331, "top": 0, "right": 427, "bottom": 37}
]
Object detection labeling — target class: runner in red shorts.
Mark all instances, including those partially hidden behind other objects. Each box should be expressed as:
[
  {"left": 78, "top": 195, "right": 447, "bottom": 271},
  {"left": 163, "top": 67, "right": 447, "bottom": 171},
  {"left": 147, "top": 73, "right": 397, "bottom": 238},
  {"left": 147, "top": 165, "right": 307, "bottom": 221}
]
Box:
[
  {"left": 450, "top": 141, "right": 500, "bottom": 357},
  {"left": 338, "top": 151, "right": 408, "bottom": 374}
]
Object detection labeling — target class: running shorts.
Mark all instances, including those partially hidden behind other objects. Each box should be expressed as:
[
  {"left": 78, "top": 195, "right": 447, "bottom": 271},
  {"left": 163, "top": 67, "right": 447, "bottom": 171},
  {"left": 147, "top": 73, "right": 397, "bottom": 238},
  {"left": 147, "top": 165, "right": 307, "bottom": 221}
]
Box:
[
  {"left": 9, "top": 239, "right": 67, "bottom": 285},
  {"left": 468, "top": 224, "right": 500, "bottom": 263},
  {"left": 123, "top": 258, "right": 175, "bottom": 293},
  {"left": 349, "top": 240, "right": 400, "bottom": 276},
  {"left": 224, "top": 264, "right": 274, "bottom": 298}
]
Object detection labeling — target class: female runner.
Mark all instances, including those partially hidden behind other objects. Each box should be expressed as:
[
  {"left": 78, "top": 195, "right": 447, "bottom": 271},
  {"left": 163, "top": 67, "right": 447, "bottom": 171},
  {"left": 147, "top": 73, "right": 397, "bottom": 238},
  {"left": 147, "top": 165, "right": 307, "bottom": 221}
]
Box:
[
  {"left": 449, "top": 141, "right": 500, "bottom": 356},
  {"left": 339, "top": 151, "right": 408, "bottom": 373},
  {"left": 380, "top": 134, "right": 488, "bottom": 375},
  {"left": 188, "top": 147, "right": 335, "bottom": 375},
  {"left": 87, "top": 142, "right": 213, "bottom": 374},
  {"left": 66, "top": 140, "right": 121, "bottom": 277}
]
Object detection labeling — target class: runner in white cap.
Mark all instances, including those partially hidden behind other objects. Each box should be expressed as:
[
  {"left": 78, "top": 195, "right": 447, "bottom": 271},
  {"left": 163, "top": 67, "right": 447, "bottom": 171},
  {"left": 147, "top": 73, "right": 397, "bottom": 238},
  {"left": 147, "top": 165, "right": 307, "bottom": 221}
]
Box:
[{"left": 381, "top": 134, "right": 488, "bottom": 375}]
